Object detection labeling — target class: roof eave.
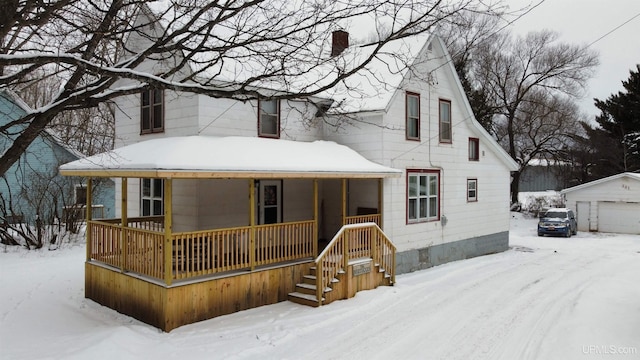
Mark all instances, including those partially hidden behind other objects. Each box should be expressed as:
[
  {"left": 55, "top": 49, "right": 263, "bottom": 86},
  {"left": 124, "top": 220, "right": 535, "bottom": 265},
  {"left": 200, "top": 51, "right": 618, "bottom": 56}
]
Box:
[
  {"left": 59, "top": 168, "right": 402, "bottom": 179},
  {"left": 560, "top": 172, "right": 640, "bottom": 194}
]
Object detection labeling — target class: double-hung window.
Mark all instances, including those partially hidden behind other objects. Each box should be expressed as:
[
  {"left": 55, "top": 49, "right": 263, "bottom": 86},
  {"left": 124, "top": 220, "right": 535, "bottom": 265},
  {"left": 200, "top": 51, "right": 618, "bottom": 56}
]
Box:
[
  {"left": 141, "top": 88, "right": 164, "bottom": 134},
  {"left": 407, "top": 170, "right": 440, "bottom": 222},
  {"left": 141, "top": 178, "right": 163, "bottom": 216},
  {"left": 467, "top": 178, "right": 478, "bottom": 202},
  {"left": 469, "top": 138, "right": 479, "bottom": 161},
  {"left": 439, "top": 99, "right": 452, "bottom": 143},
  {"left": 406, "top": 92, "right": 420, "bottom": 140},
  {"left": 258, "top": 99, "right": 280, "bottom": 138}
]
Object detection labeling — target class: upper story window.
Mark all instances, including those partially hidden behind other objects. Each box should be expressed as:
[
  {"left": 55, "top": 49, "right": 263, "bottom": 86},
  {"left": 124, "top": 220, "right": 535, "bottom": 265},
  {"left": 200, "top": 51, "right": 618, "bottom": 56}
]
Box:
[
  {"left": 407, "top": 169, "right": 440, "bottom": 223},
  {"left": 258, "top": 99, "right": 280, "bottom": 138},
  {"left": 469, "top": 137, "right": 479, "bottom": 161},
  {"left": 141, "top": 178, "right": 163, "bottom": 216},
  {"left": 406, "top": 92, "right": 420, "bottom": 140},
  {"left": 439, "top": 99, "right": 452, "bottom": 143},
  {"left": 141, "top": 88, "right": 164, "bottom": 134}
]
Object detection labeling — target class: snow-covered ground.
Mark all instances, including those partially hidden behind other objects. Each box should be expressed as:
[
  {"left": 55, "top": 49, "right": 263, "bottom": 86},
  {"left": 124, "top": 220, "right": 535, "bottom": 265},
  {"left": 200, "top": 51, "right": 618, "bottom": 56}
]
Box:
[{"left": 1, "top": 213, "right": 639, "bottom": 360}]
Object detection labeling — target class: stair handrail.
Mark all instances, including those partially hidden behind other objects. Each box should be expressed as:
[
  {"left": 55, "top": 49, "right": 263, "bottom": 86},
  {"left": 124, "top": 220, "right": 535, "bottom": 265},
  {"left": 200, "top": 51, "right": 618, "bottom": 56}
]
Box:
[{"left": 315, "top": 222, "right": 396, "bottom": 304}]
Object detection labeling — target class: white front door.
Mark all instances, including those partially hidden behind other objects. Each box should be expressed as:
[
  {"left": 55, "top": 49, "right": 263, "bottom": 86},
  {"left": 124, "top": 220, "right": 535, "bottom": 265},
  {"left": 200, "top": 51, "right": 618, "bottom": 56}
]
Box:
[{"left": 258, "top": 180, "right": 282, "bottom": 224}]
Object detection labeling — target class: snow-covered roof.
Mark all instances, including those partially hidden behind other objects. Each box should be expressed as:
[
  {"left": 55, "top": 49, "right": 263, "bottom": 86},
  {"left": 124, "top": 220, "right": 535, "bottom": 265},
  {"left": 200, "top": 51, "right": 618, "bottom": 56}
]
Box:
[
  {"left": 133, "top": 4, "right": 434, "bottom": 114},
  {"left": 527, "top": 158, "right": 568, "bottom": 167},
  {"left": 59, "top": 136, "right": 402, "bottom": 179},
  {"left": 561, "top": 172, "right": 640, "bottom": 194},
  {"left": 320, "top": 34, "right": 432, "bottom": 113}
]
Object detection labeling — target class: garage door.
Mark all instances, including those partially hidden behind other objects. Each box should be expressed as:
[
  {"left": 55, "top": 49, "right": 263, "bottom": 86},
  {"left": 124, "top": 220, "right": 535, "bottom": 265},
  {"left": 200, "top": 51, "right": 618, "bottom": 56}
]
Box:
[{"left": 598, "top": 202, "right": 640, "bottom": 234}]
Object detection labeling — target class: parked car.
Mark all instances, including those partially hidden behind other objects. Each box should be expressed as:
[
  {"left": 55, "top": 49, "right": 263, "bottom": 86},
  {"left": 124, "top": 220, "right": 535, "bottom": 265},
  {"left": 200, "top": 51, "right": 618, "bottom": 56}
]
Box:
[{"left": 537, "top": 208, "right": 577, "bottom": 237}]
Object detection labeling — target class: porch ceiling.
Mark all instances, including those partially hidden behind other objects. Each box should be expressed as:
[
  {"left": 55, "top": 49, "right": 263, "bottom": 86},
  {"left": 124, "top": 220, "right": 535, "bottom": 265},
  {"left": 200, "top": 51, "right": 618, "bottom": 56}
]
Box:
[{"left": 59, "top": 136, "right": 402, "bottom": 179}]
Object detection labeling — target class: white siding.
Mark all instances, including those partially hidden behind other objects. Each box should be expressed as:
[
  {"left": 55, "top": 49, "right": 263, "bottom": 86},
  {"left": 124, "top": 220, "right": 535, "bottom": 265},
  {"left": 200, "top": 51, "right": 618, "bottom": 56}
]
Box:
[
  {"left": 114, "top": 89, "right": 199, "bottom": 148},
  {"left": 324, "top": 38, "right": 512, "bottom": 253},
  {"left": 282, "top": 179, "right": 314, "bottom": 222},
  {"left": 564, "top": 175, "right": 640, "bottom": 234},
  {"left": 110, "top": 33, "right": 515, "bottom": 254},
  {"left": 197, "top": 97, "right": 324, "bottom": 141},
  {"left": 172, "top": 179, "right": 197, "bottom": 232},
  {"left": 196, "top": 179, "right": 249, "bottom": 230}
]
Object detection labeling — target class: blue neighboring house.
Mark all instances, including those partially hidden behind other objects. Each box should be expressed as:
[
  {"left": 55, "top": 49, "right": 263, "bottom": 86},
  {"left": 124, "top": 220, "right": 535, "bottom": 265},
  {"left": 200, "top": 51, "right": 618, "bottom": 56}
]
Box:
[{"left": 0, "top": 89, "right": 114, "bottom": 226}]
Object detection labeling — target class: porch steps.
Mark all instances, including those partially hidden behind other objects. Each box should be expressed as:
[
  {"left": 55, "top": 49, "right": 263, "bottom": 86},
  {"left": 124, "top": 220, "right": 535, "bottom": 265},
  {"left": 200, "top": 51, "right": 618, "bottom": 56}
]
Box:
[
  {"left": 288, "top": 266, "right": 338, "bottom": 307},
  {"left": 287, "top": 292, "right": 324, "bottom": 307}
]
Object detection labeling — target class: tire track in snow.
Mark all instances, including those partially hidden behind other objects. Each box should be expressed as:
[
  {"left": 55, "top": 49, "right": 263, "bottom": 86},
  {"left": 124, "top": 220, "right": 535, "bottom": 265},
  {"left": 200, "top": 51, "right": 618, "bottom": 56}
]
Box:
[{"left": 293, "top": 249, "right": 552, "bottom": 359}]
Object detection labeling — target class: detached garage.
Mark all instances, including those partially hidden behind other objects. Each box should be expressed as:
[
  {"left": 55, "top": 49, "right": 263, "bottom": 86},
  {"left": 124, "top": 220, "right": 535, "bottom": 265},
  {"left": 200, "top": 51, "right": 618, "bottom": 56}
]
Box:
[{"left": 561, "top": 172, "right": 640, "bottom": 235}]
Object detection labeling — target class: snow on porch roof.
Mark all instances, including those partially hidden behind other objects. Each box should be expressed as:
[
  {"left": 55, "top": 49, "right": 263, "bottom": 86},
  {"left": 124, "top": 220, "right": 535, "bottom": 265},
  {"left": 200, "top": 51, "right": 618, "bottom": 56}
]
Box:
[{"left": 59, "top": 136, "right": 402, "bottom": 179}]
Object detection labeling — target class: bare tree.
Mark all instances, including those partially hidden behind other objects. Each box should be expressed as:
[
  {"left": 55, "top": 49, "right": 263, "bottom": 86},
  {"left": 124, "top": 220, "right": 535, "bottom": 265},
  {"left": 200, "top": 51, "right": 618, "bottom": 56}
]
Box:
[
  {"left": 451, "top": 28, "right": 598, "bottom": 203},
  {"left": 14, "top": 69, "right": 115, "bottom": 156},
  {"left": 0, "top": 0, "right": 512, "bottom": 176},
  {"left": 437, "top": 12, "right": 504, "bottom": 131},
  {"left": 493, "top": 90, "right": 584, "bottom": 194}
]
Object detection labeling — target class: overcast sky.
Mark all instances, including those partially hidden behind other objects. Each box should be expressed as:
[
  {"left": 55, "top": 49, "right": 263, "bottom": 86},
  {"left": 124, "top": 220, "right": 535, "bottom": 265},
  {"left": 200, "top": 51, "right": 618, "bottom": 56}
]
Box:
[{"left": 506, "top": 0, "right": 640, "bottom": 119}]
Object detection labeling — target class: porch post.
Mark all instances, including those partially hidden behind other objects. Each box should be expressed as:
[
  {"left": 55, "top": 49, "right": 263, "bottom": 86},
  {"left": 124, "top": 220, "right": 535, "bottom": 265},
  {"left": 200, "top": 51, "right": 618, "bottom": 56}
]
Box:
[
  {"left": 164, "top": 179, "right": 173, "bottom": 286},
  {"left": 249, "top": 179, "right": 256, "bottom": 271},
  {"left": 343, "top": 178, "right": 349, "bottom": 271},
  {"left": 85, "top": 178, "right": 93, "bottom": 262},
  {"left": 120, "top": 178, "right": 128, "bottom": 273},
  {"left": 341, "top": 179, "right": 347, "bottom": 225},
  {"left": 313, "top": 179, "right": 318, "bottom": 256},
  {"left": 378, "top": 178, "right": 383, "bottom": 229}
]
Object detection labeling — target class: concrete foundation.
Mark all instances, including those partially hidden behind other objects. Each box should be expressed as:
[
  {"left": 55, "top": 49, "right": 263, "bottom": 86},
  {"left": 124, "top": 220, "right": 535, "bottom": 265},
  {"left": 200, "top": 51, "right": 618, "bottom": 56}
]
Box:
[{"left": 395, "top": 231, "right": 509, "bottom": 274}]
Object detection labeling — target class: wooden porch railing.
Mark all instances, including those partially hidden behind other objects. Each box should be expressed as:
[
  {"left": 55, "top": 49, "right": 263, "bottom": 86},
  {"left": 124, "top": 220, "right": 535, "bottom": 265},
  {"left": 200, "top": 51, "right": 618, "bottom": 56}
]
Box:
[
  {"left": 172, "top": 226, "right": 251, "bottom": 279},
  {"left": 100, "top": 216, "right": 165, "bottom": 231},
  {"left": 254, "top": 221, "right": 315, "bottom": 266},
  {"left": 315, "top": 222, "right": 396, "bottom": 304},
  {"left": 88, "top": 220, "right": 165, "bottom": 279},
  {"left": 88, "top": 218, "right": 316, "bottom": 281},
  {"left": 345, "top": 214, "right": 381, "bottom": 226},
  {"left": 88, "top": 220, "right": 122, "bottom": 268}
]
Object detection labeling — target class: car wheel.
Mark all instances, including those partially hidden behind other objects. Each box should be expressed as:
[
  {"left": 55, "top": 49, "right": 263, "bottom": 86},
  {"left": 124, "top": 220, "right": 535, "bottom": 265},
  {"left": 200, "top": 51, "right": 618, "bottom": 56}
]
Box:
[
  {"left": 538, "top": 233, "right": 543, "bottom": 237},
  {"left": 566, "top": 229, "right": 571, "bottom": 238}
]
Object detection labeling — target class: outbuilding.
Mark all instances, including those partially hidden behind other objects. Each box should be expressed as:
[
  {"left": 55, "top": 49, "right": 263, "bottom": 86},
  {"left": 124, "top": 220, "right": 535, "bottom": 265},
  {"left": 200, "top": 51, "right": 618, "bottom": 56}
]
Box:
[{"left": 561, "top": 173, "right": 640, "bottom": 234}]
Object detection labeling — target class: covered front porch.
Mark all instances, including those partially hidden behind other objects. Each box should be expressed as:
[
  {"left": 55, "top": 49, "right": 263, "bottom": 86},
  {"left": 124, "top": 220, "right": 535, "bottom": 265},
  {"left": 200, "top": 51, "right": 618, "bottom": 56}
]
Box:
[
  {"left": 60, "top": 136, "right": 400, "bottom": 331},
  {"left": 85, "top": 178, "right": 384, "bottom": 284}
]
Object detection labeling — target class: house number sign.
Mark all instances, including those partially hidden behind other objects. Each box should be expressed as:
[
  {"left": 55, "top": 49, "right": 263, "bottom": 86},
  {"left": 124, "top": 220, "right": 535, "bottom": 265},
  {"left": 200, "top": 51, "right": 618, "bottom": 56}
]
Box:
[{"left": 352, "top": 262, "right": 371, "bottom": 276}]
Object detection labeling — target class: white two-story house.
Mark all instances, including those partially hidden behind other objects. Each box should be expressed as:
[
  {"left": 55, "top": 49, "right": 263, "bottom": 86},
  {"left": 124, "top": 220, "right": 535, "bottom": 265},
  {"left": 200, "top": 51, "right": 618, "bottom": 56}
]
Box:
[{"left": 61, "top": 8, "right": 517, "bottom": 332}]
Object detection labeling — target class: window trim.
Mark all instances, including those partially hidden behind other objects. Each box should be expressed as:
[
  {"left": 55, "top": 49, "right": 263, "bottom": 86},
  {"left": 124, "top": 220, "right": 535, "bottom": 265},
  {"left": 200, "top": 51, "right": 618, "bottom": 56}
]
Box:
[
  {"left": 439, "top": 99, "right": 452, "bottom": 143},
  {"left": 140, "top": 178, "right": 164, "bottom": 216},
  {"left": 140, "top": 88, "right": 164, "bottom": 134},
  {"left": 406, "top": 169, "right": 440, "bottom": 224},
  {"left": 258, "top": 99, "right": 281, "bottom": 138},
  {"left": 467, "top": 178, "right": 478, "bottom": 202},
  {"left": 469, "top": 137, "right": 479, "bottom": 161},
  {"left": 405, "top": 92, "right": 420, "bottom": 141}
]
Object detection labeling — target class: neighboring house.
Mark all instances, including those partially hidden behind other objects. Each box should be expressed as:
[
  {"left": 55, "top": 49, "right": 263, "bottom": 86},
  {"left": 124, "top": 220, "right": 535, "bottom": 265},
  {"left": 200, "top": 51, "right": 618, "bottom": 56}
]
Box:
[
  {"left": 0, "top": 89, "right": 115, "bottom": 227},
  {"left": 59, "top": 9, "right": 517, "bottom": 331},
  {"left": 561, "top": 172, "right": 640, "bottom": 234},
  {"left": 519, "top": 159, "right": 566, "bottom": 192}
]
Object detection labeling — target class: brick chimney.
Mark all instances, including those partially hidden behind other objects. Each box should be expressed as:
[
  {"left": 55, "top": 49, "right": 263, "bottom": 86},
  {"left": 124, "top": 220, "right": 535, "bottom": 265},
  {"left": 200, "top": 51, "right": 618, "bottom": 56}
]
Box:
[{"left": 331, "top": 30, "right": 349, "bottom": 57}]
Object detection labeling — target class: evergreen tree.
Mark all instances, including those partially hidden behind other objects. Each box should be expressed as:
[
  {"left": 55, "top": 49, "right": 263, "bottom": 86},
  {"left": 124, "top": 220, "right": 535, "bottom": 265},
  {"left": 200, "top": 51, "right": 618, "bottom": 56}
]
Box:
[{"left": 591, "top": 65, "right": 640, "bottom": 177}]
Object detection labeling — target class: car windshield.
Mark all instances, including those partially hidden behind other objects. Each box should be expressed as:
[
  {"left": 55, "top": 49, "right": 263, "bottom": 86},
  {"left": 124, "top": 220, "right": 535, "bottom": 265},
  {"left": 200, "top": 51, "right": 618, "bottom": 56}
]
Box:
[{"left": 544, "top": 211, "right": 566, "bottom": 218}]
